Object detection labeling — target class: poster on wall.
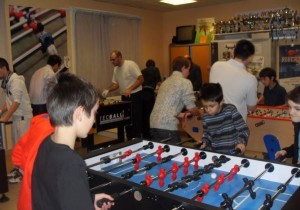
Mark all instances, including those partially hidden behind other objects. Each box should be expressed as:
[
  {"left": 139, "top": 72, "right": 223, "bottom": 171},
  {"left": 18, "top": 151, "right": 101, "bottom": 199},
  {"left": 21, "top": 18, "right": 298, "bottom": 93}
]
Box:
[
  {"left": 194, "top": 18, "right": 215, "bottom": 44},
  {"left": 278, "top": 44, "right": 300, "bottom": 92},
  {"left": 248, "top": 55, "right": 264, "bottom": 76},
  {"left": 8, "top": 5, "right": 68, "bottom": 88}
]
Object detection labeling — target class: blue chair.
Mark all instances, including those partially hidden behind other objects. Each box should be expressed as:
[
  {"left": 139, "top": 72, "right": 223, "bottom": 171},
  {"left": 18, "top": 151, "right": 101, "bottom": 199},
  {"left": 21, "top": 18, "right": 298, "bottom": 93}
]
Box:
[{"left": 263, "top": 134, "right": 281, "bottom": 160}]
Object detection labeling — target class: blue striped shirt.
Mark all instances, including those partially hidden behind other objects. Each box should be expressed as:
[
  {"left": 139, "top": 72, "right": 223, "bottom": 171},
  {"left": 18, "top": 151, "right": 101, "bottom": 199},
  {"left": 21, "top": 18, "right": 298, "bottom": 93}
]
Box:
[{"left": 202, "top": 103, "right": 249, "bottom": 152}]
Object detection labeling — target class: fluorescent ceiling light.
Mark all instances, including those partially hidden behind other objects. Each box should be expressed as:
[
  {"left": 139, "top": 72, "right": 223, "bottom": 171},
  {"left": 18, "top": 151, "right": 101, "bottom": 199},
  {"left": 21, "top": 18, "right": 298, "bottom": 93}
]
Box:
[{"left": 160, "top": 0, "right": 197, "bottom": 6}]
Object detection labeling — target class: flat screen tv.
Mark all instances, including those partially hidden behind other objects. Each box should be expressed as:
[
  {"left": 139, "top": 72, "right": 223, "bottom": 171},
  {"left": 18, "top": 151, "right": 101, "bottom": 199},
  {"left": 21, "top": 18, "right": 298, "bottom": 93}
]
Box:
[{"left": 176, "top": 25, "right": 196, "bottom": 44}]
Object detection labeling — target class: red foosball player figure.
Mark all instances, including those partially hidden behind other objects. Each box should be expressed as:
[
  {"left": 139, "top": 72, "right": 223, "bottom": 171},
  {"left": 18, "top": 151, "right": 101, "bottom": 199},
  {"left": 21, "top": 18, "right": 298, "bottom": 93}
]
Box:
[{"left": 158, "top": 168, "right": 167, "bottom": 188}]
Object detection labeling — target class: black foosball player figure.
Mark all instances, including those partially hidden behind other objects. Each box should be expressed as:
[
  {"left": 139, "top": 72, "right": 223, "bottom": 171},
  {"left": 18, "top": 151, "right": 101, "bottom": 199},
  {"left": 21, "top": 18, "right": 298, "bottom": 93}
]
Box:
[
  {"left": 275, "top": 86, "right": 300, "bottom": 166},
  {"left": 31, "top": 72, "right": 114, "bottom": 210},
  {"left": 197, "top": 83, "right": 249, "bottom": 155}
]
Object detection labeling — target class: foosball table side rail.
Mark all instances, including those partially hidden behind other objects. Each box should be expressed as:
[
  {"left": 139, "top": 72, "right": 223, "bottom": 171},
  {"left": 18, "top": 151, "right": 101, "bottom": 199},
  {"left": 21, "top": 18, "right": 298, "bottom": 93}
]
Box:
[{"left": 87, "top": 168, "right": 221, "bottom": 210}]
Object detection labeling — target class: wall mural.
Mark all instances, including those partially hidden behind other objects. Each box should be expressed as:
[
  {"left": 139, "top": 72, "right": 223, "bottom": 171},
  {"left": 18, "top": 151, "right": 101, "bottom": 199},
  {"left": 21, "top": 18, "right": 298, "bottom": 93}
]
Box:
[{"left": 8, "top": 5, "right": 68, "bottom": 88}]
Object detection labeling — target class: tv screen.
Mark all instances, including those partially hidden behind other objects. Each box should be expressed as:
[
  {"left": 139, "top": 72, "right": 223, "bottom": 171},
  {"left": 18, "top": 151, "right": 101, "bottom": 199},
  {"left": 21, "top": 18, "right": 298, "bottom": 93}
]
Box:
[{"left": 176, "top": 25, "right": 196, "bottom": 44}]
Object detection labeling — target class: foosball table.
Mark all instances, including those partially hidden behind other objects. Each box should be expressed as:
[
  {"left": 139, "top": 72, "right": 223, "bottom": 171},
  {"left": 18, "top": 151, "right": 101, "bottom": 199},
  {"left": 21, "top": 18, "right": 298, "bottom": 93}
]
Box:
[
  {"left": 84, "top": 99, "right": 132, "bottom": 151},
  {"left": 247, "top": 106, "right": 293, "bottom": 153},
  {"left": 85, "top": 139, "right": 300, "bottom": 210}
]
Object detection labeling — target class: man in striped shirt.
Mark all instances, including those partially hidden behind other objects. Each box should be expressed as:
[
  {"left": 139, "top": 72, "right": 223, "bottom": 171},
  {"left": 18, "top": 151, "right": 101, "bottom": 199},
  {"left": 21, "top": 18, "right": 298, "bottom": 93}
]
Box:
[{"left": 198, "top": 83, "right": 249, "bottom": 154}]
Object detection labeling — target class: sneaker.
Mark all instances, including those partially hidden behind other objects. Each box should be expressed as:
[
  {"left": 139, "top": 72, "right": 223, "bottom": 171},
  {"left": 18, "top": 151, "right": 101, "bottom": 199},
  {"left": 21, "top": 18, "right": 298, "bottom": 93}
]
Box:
[
  {"left": 7, "top": 168, "right": 19, "bottom": 178},
  {"left": 8, "top": 170, "right": 23, "bottom": 184}
]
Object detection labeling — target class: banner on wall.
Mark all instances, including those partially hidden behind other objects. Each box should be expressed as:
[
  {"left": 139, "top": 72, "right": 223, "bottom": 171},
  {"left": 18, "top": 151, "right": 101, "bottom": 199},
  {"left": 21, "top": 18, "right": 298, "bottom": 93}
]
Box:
[
  {"left": 278, "top": 44, "right": 300, "bottom": 92},
  {"left": 8, "top": 5, "right": 67, "bottom": 87},
  {"left": 194, "top": 17, "right": 215, "bottom": 44}
]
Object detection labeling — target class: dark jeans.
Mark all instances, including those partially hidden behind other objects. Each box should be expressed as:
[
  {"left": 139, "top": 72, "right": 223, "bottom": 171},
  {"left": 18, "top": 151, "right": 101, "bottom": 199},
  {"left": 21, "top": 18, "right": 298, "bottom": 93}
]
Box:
[
  {"left": 31, "top": 104, "right": 47, "bottom": 116},
  {"left": 122, "top": 91, "right": 142, "bottom": 140},
  {"left": 141, "top": 88, "right": 155, "bottom": 139},
  {"left": 150, "top": 128, "right": 181, "bottom": 144}
]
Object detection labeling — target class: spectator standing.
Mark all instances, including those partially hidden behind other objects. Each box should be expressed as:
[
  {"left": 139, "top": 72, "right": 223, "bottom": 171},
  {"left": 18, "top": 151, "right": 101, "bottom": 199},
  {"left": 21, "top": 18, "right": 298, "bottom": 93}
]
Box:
[
  {"left": 210, "top": 39, "right": 257, "bottom": 121},
  {"left": 141, "top": 59, "right": 161, "bottom": 139},
  {"left": 0, "top": 57, "right": 32, "bottom": 183},
  {"left": 184, "top": 55, "right": 202, "bottom": 91},
  {"left": 29, "top": 55, "right": 62, "bottom": 116}
]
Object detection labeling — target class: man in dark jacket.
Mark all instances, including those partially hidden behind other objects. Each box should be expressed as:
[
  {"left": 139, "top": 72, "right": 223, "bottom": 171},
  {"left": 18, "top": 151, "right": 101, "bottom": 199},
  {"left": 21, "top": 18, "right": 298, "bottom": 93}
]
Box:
[{"left": 184, "top": 55, "right": 202, "bottom": 91}]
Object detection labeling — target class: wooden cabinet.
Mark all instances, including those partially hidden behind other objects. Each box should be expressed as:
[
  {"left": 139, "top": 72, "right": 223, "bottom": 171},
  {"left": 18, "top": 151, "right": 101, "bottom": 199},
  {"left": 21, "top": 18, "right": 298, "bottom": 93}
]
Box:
[{"left": 169, "top": 44, "right": 215, "bottom": 84}]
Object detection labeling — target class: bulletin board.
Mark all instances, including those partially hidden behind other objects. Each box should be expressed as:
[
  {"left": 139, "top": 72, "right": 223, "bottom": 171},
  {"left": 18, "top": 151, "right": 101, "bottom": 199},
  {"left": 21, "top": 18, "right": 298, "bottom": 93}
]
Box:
[{"left": 278, "top": 41, "right": 300, "bottom": 92}]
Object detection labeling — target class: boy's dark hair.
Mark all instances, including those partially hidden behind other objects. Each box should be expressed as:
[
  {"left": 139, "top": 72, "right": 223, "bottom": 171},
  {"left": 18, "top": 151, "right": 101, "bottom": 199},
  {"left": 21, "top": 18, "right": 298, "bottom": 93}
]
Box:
[
  {"left": 287, "top": 86, "right": 300, "bottom": 104},
  {"left": 146, "top": 59, "right": 155, "bottom": 68},
  {"left": 234, "top": 39, "right": 255, "bottom": 61},
  {"left": 46, "top": 72, "right": 99, "bottom": 126},
  {"left": 200, "top": 83, "right": 223, "bottom": 103},
  {"left": 259, "top": 67, "right": 276, "bottom": 81},
  {"left": 172, "top": 56, "right": 189, "bottom": 72},
  {"left": 0, "top": 58, "right": 10, "bottom": 71},
  {"left": 47, "top": 55, "right": 62, "bottom": 66}
]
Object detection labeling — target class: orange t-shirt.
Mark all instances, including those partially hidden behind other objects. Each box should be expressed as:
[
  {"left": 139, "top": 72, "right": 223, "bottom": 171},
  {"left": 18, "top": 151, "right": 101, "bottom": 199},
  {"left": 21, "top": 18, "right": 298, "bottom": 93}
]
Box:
[{"left": 12, "top": 114, "right": 54, "bottom": 210}]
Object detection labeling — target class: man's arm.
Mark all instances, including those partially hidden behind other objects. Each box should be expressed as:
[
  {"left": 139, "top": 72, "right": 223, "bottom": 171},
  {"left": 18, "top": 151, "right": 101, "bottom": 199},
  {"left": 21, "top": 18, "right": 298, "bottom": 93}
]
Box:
[
  {"left": 257, "top": 95, "right": 264, "bottom": 105},
  {"left": 102, "top": 83, "right": 119, "bottom": 98},
  {"left": 0, "top": 101, "right": 20, "bottom": 121},
  {"left": 107, "top": 83, "right": 119, "bottom": 92},
  {"left": 123, "top": 75, "right": 144, "bottom": 96},
  {"left": 246, "top": 76, "right": 258, "bottom": 112}
]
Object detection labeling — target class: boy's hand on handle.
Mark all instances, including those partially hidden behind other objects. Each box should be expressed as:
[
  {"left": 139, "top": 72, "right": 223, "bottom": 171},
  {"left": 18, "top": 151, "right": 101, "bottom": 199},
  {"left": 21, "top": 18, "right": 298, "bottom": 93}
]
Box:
[
  {"left": 275, "top": 150, "right": 287, "bottom": 162},
  {"left": 194, "top": 141, "right": 206, "bottom": 150},
  {"left": 235, "top": 144, "right": 245, "bottom": 154},
  {"left": 95, "top": 193, "right": 114, "bottom": 210}
]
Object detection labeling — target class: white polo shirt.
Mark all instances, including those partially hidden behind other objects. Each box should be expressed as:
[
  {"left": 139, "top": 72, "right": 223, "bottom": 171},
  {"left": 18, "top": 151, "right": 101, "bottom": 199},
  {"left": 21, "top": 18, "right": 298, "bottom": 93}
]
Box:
[
  {"left": 29, "top": 64, "right": 55, "bottom": 104},
  {"left": 210, "top": 59, "right": 257, "bottom": 121},
  {"left": 112, "top": 60, "right": 142, "bottom": 94},
  {"left": 5, "top": 73, "right": 32, "bottom": 117}
]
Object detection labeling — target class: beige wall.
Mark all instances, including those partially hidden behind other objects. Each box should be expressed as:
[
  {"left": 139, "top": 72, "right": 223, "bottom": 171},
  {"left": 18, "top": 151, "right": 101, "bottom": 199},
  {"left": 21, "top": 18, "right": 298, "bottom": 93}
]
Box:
[{"left": 2, "top": 0, "right": 300, "bottom": 77}]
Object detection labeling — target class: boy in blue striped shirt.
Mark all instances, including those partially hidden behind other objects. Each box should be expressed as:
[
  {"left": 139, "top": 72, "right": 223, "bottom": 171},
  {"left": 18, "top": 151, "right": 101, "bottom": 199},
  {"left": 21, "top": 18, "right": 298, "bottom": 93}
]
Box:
[{"left": 198, "top": 83, "right": 249, "bottom": 154}]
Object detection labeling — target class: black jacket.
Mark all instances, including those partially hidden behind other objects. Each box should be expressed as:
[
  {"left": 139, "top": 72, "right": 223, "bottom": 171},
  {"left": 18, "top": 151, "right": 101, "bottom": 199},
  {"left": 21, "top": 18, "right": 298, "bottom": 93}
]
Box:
[{"left": 283, "top": 122, "right": 300, "bottom": 165}]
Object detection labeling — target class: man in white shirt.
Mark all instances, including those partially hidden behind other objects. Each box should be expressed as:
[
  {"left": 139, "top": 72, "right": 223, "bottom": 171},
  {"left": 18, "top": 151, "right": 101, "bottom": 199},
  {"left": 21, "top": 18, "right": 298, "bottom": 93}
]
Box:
[
  {"left": 210, "top": 39, "right": 257, "bottom": 121},
  {"left": 102, "top": 50, "right": 144, "bottom": 140},
  {"left": 29, "top": 55, "right": 61, "bottom": 116},
  {"left": 0, "top": 57, "right": 33, "bottom": 183}
]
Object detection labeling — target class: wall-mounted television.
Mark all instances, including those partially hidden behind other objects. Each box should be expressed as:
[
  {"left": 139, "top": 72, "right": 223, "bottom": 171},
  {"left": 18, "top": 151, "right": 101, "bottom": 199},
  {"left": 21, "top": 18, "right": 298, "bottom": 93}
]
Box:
[{"left": 175, "top": 25, "right": 196, "bottom": 44}]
